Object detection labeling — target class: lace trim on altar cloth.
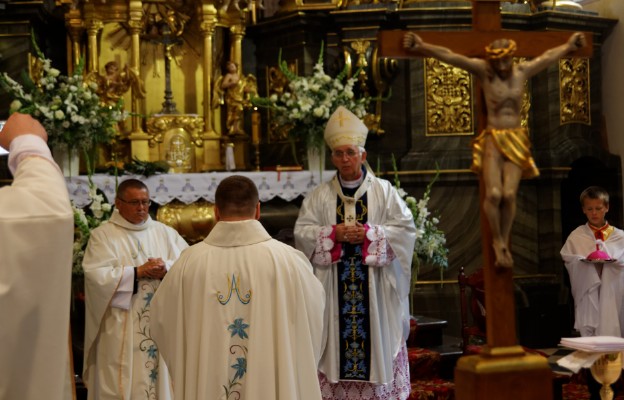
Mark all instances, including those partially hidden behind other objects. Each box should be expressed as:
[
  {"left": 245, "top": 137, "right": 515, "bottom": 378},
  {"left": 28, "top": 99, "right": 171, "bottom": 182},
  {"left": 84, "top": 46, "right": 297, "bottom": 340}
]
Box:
[
  {"left": 363, "top": 225, "right": 395, "bottom": 267},
  {"left": 312, "top": 226, "right": 339, "bottom": 265},
  {"left": 66, "top": 171, "right": 334, "bottom": 208},
  {"left": 318, "top": 343, "right": 410, "bottom": 400}
]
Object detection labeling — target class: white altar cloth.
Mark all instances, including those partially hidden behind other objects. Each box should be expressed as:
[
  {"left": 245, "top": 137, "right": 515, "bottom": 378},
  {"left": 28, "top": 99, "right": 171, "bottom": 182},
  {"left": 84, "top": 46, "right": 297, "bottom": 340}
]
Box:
[{"left": 66, "top": 171, "right": 334, "bottom": 208}]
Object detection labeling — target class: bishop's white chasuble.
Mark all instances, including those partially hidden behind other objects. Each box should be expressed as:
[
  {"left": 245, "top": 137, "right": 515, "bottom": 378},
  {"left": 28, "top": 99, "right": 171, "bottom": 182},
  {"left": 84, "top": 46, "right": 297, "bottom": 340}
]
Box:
[{"left": 295, "top": 169, "right": 415, "bottom": 399}]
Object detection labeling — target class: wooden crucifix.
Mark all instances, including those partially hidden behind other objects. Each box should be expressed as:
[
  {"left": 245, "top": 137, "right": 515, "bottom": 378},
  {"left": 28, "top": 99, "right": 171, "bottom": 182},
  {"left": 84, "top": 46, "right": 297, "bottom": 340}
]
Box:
[{"left": 379, "top": 1, "right": 592, "bottom": 399}]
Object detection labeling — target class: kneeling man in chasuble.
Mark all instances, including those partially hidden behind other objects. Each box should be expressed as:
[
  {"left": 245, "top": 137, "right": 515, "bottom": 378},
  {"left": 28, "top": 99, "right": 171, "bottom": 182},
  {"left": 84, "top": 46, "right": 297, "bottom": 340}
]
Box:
[
  {"left": 294, "top": 106, "right": 417, "bottom": 400},
  {"left": 151, "top": 175, "right": 326, "bottom": 399},
  {"left": 82, "top": 178, "right": 189, "bottom": 399},
  {"left": 0, "top": 113, "right": 74, "bottom": 400}
]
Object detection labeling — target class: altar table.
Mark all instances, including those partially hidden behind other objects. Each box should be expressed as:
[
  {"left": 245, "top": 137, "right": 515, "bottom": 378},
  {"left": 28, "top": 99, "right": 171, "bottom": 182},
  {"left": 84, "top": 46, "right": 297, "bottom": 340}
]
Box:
[{"left": 66, "top": 170, "right": 334, "bottom": 208}]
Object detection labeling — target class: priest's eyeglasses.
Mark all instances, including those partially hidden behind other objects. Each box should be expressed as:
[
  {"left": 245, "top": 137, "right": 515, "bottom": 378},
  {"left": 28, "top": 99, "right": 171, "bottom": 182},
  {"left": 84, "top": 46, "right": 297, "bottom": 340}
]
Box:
[
  {"left": 332, "top": 149, "right": 359, "bottom": 159},
  {"left": 118, "top": 198, "right": 151, "bottom": 207}
]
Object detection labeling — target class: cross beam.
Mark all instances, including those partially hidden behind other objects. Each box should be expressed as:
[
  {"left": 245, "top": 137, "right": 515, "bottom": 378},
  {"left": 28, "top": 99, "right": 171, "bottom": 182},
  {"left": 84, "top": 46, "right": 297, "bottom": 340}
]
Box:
[
  {"left": 381, "top": 0, "right": 591, "bottom": 59},
  {"left": 379, "top": 30, "right": 592, "bottom": 59}
]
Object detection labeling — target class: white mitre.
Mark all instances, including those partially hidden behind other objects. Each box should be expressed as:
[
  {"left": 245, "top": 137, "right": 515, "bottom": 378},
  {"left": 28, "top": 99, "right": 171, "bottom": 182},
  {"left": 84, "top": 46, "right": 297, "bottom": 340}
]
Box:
[{"left": 324, "top": 106, "right": 368, "bottom": 150}]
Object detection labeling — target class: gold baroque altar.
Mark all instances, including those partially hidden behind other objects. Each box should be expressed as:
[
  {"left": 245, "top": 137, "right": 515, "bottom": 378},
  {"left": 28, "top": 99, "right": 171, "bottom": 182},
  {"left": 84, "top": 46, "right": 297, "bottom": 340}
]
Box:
[
  {"left": 50, "top": 0, "right": 594, "bottom": 175},
  {"left": 60, "top": 0, "right": 263, "bottom": 171}
]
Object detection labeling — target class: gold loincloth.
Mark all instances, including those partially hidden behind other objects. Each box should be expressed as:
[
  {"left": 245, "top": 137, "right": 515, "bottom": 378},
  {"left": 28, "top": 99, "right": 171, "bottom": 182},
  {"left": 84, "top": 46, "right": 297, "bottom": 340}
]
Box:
[{"left": 470, "top": 127, "right": 540, "bottom": 179}]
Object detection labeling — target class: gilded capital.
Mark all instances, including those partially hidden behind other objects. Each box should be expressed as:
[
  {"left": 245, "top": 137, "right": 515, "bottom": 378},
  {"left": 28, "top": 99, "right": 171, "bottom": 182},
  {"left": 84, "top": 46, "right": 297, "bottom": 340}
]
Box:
[
  {"left": 86, "top": 19, "right": 103, "bottom": 34},
  {"left": 230, "top": 24, "right": 246, "bottom": 37},
  {"left": 65, "top": 9, "right": 84, "bottom": 30},
  {"left": 200, "top": 17, "right": 217, "bottom": 34}
]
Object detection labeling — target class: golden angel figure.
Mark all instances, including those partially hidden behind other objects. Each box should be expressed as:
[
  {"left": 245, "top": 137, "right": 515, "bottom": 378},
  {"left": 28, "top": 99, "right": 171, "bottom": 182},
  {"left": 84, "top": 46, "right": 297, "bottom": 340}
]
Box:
[
  {"left": 213, "top": 61, "right": 258, "bottom": 136},
  {"left": 89, "top": 61, "right": 146, "bottom": 106}
]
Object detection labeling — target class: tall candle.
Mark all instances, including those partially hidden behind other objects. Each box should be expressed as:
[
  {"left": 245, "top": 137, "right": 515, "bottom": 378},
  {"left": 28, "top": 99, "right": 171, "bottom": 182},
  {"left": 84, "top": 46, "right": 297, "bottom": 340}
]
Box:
[{"left": 251, "top": 108, "right": 260, "bottom": 144}]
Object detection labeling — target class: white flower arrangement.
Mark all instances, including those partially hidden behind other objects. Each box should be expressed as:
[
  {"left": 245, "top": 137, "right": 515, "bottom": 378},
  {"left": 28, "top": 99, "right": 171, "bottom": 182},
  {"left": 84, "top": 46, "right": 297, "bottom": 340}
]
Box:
[
  {"left": 253, "top": 43, "right": 371, "bottom": 152},
  {"left": 72, "top": 181, "right": 113, "bottom": 278},
  {"left": 392, "top": 156, "right": 449, "bottom": 285},
  {"left": 0, "top": 33, "right": 127, "bottom": 163}
]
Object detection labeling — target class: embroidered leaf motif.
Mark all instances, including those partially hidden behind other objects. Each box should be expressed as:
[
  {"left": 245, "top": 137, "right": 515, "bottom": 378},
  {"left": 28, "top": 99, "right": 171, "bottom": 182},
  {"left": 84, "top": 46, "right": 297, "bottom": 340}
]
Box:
[
  {"left": 147, "top": 344, "right": 158, "bottom": 359},
  {"left": 231, "top": 357, "right": 247, "bottom": 380},
  {"left": 136, "top": 281, "right": 160, "bottom": 397},
  {"left": 149, "top": 368, "right": 158, "bottom": 383}
]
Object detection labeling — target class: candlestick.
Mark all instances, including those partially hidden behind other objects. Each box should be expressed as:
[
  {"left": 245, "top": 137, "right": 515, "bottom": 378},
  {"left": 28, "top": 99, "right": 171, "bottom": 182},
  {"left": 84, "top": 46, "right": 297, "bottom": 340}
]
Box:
[
  {"left": 251, "top": 108, "right": 260, "bottom": 144},
  {"left": 254, "top": 143, "right": 260, "bottom": 171}
]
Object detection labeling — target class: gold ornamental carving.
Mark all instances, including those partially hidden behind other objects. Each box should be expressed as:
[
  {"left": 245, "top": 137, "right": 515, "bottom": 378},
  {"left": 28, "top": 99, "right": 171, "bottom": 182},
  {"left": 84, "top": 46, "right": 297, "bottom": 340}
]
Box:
[
  {"left": 279, "top": 0, "right": 340, "bottom": 13},
  {"left": 265, "top": 61, "right": 297, "bottom": 143},
  {"left": 350, "top": 40, "right": 371, "bottom": 97},
  {"left": 515, "top": 58, "right": 531, "bottom": 130},
  {"left": 347, "top": 39, "right": 389, "bottom": 135},
  {"left": 424, "top": 58, "right": 473, "bottom": 136},
  {"left": 369, "top": 46, "right": 397, "bottom": 135},
  {"left": 212, "top": 62, "right": 258, "bottom": 137},
  {"left": 146, "top": 115, "right": 205, "bottom": 173},
  {"left": 88, "top": 62, "right": 146, "bottom": 107},
  {"left": 560, "top": 57, "right": 590, "bottom": 125},
  {"left": 157, "top": 200, "right": 216, "bottom": 244}
]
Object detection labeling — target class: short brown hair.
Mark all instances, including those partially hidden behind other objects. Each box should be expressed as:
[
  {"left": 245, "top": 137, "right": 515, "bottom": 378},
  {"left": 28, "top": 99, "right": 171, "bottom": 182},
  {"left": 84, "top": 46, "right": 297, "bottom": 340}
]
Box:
[
  {"left": 580, "top": 186, "right": 609, "bottom": 207},
  {"left": 215, "top": 175, "right": 259, "bottom": 218}
]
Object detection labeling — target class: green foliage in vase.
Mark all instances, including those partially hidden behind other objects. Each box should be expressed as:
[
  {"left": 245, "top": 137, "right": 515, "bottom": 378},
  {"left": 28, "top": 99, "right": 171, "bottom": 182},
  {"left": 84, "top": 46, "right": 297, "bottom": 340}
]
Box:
[{"left": 96, "top": 158, "right": 170, "bottom": 177}]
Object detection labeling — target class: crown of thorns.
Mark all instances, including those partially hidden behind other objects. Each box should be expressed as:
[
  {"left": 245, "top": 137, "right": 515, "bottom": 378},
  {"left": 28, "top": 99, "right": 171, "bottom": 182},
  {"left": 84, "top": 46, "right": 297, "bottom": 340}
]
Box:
[{"left": 485, "top": 40, "right": 517, "bottom": 59}]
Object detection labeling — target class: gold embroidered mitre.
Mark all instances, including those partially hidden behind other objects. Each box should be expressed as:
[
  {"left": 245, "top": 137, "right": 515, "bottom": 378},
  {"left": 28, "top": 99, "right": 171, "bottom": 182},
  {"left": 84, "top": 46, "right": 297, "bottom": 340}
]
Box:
[{"left": 324, "top": 106, "right": 368, "bottom": 150}]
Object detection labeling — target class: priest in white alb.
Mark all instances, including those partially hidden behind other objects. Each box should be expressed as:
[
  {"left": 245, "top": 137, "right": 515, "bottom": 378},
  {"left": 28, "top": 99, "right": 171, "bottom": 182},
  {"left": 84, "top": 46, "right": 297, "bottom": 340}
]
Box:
[{"left": 82, "top": 178, "right": 188, "bottom": 399}]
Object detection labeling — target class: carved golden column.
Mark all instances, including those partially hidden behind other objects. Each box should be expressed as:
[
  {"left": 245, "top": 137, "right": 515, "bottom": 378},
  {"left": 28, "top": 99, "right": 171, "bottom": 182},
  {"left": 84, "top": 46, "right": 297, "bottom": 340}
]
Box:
[
  {"left": 128, "top": 1, "right": 146, "bottom": 135},
  {"left": 65, "top": 10, "right": 84, "bottom": 73},
  {"left": 199, "top": 4, "right": 222, "bottom": 171},
  {"left": 85, "top": 19, "right": 102, "bottom": 74},
  {"left": 127, "top": 0, "right": 151, "bottom": 160},
  {"left": 227, "top": 24, "right": 247, "bottom": 169},
  {"left": 229, "top": 24, "right": 245, "bottom": 72}
]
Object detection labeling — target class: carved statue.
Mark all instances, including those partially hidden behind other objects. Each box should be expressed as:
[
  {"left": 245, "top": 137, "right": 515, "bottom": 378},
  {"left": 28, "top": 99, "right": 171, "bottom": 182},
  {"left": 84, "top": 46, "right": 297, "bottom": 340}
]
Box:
[
  {"left": 403, "top": 31, "right": 586, "bottom": 269},
  {"left": 219, "top": 0, "right": 264, "bottom": 14},
  {"left": 28, "top": 54, "right": 45, "bottom": 88},
  {"left": 213, "top": 61, "right": 258, "bottom": 136},
  {"left": 165, "top": 9, "right": 189, "bottom": 37},
  {"left": 89, "top": 61, "right": 146, "bottom": 106}
]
